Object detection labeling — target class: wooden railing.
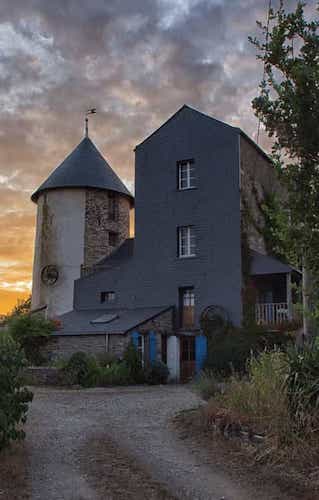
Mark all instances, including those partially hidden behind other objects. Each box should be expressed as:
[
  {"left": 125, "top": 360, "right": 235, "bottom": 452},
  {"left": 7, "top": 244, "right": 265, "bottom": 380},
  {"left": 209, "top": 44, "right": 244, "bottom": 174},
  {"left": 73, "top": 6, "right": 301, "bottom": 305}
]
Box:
[{"left": 255, "top": 302, "right": 289, "bottom": 325}]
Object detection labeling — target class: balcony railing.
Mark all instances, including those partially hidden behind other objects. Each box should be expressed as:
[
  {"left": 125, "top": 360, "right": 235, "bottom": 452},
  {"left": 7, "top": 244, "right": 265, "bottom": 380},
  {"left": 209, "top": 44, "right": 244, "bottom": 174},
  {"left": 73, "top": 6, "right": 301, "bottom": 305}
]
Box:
[{"left": 255, "top": 302, "right": 289, "bottom": 325}]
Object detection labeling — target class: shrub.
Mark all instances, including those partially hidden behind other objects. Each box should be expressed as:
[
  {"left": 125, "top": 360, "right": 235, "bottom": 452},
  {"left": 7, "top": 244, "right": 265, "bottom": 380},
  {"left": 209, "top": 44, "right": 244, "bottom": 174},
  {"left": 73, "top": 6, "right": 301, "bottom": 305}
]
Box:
[
  {"left": 193, "top": 370, "right": 219, "bottom": 400},
  {"left": 213, "top": 350, "right": 290, "bottom": 437},
  {"left": 63, "top": 352, "right": 100, "bottom": 387},
  {"left": 123, "top": 342, "right": 144, "bottom": 383},
  {"left": 285, "top": 344, "right": 319, "bottom": 433},
  {"left": 205, "top": 323, "right": 293, "bottom": 377},
  {"left": 0, "top": 336, "right": 33, "bottom": 451},
  {"left": 145, "top": 360, "right": 169, "bottom": 385},
  {"left": 98, "top": 362, "right": 131, "bottom": 386},
  {"left": 7, "top": 313, "right": 55, "bottom": 366},
  {"left": 97, "top": 352, "right": 117, "bottom": 368}
]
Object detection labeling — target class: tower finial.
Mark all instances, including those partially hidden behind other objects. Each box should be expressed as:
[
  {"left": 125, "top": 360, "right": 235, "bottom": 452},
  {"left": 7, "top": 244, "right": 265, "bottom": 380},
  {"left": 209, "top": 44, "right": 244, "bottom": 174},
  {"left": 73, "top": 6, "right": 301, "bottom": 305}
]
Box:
[{"left": 85, "top": 108, "right": 97, "bottom": 137}]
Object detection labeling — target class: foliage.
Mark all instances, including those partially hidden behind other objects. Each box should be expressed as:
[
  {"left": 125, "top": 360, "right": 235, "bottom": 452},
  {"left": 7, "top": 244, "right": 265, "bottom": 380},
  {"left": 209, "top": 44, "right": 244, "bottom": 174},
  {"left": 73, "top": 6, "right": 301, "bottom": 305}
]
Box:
[
  {"left": 215, "top": 350, "right": 290, "bottom": 438},
  {"left": 7, "top": 313, "right": 55, "bottom": 366},
  {"left": 98, "top": 362, "right": 131, "bottom": 386},
  {"left": 285, "top": 343, "right": 319, "bottom": 431},
  {"left": 63, "top": 352, "right": 100, "bottom": 387},
  {"left": 0, "top": 336, "right": 33, "bottom": 451},
  {"left": 9, "top": 296, "right": 32, "bottom": 317},
  {"left": 193, "top": 370, "right": 219, "bottom": 401},
  {"left": 204, "top": 323, "right": 293, "bottom": 377},
  {"left": 123, "top": 342, "right": 144, "bottom": 383},
  {"left": 97, "top": 352, "right": 117, "bottom": 368},
  {"left": 250, "top": 1, "right": 319, "bottom": 333},
  {"left": 145, "top": 360, "right": 169, "bottom": 385}
]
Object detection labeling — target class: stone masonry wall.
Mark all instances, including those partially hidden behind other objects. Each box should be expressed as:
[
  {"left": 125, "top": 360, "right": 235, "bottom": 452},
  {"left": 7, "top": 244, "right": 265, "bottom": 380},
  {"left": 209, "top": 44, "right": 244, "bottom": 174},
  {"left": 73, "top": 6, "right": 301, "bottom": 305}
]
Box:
[
  {"left": 240, "top": 136, "right": 283, "bottom": 254},
  {"left": 84, "top": 189, "right": 130, "bottom": 268},
  {"left": 42, "top": 310, "right": 173, "bottom": 362}
]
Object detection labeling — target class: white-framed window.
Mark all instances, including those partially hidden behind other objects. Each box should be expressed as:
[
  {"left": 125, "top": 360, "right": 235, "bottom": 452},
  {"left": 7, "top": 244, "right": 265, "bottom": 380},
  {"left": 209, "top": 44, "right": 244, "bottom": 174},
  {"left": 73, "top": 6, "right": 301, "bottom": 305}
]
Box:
[
  {"left": 177, "top": 159, "right": 195, "bottom": 190},
  {"left": 178, "top": 226, "right": 196, "bottom": 258},
  {"left": 137, "top": 335, "right": 145, "bottom": 367}
]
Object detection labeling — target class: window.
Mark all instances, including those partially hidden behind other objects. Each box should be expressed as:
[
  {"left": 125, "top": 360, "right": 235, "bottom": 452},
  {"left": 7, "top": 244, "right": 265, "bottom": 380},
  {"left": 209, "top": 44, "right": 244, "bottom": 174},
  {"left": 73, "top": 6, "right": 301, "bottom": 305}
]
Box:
[
  {"left": 137, "top": 335, "right": 145, "bottom": 367},
  {"left": 108, "top": 192, "right": 119, "bottom": 221},
  {"left": 178, "top": 226, "right": 196, "bottom": 258},
  {"left": 179, "top": 287, "right": 195, "bottom": 328},
  {"left": 108, "top": 231, "right": 118, "bottom": 247},
  {"left": 177, "top": 159, "right": 195, "bottom": 190},
  {"left": 100, "top": 291, "right": 116, "bottom": 303}
]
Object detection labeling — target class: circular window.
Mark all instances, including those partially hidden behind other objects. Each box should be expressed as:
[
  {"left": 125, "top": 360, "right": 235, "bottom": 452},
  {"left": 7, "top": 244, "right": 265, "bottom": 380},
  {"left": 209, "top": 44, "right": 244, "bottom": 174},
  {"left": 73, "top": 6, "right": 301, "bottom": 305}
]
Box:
[{"left": 41, "top": 265, "right": 59, "bottom": 286}]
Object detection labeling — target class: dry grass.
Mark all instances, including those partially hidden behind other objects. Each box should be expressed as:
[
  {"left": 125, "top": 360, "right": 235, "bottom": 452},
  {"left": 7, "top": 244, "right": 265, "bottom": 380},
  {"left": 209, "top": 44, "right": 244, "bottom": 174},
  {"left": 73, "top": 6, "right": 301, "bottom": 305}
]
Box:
[
  {"left": 0, "top": 442, "right": 31, "bottom": 500},
  {"left": 198, "top": 351, "right": 319, "bottom": 494}
]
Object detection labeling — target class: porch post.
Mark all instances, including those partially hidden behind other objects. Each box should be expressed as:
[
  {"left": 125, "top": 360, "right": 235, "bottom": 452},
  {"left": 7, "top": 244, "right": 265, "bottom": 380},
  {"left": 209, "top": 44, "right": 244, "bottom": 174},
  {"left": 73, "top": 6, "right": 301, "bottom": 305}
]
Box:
[
  {"left": 167, "top": 335, "right": 180, "bottom": 382},
  {"left": 286, "top": 272, "right": 293, "bottom": 320}
]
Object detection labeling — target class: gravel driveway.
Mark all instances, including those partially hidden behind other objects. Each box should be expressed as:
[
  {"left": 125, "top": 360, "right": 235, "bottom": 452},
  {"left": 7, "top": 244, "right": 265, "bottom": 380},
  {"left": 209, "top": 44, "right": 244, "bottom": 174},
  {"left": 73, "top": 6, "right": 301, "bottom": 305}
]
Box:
[{"left": 24, "top": 385, "right": 294, "bottom": 500}]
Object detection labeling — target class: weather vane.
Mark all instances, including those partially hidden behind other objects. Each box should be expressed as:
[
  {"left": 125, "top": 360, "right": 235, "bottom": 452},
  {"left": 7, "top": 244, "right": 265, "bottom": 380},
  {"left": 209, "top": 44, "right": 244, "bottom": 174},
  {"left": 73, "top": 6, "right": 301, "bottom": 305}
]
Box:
[{"left": 85, "top": 108, "right": 97, "bottom": 137}]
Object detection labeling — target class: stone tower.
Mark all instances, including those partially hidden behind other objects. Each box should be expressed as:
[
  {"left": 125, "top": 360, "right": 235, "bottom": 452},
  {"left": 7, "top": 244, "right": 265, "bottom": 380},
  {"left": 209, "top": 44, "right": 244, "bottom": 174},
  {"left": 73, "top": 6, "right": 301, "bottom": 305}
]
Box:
[{"left": 31, "top": 136, "right": 133, "bottom": 317}]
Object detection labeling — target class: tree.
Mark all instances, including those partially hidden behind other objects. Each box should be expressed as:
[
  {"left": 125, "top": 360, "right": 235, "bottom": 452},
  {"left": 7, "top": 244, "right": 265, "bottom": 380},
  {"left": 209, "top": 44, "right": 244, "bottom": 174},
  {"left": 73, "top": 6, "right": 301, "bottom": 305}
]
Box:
[
  {"left": 250, "top": 1, "right": 319, "bottom": 336},
  {"left": 10, "top": 295, "right": 31, "bottom": 317}
]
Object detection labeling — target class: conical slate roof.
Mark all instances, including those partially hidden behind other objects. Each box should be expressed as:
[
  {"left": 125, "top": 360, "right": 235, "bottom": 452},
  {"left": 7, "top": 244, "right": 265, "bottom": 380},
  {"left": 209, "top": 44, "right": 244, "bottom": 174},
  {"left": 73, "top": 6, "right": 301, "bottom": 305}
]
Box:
[{"left": 31, "top": 137, "right": 133, "bottom": 202}]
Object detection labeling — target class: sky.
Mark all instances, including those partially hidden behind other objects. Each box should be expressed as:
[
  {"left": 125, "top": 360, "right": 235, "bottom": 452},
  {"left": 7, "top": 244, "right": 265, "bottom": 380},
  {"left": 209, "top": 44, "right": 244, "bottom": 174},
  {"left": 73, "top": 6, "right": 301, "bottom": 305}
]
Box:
[{"left": 0, "top": 0, "right": 316, "bottom": 314}]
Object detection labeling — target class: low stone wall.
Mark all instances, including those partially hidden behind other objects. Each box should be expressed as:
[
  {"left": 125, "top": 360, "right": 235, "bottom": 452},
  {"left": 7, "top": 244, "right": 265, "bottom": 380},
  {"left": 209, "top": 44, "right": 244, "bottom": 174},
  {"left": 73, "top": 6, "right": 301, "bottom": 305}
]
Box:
[{"left": 23, "top": 367, "right": 61, "bottom": 386}]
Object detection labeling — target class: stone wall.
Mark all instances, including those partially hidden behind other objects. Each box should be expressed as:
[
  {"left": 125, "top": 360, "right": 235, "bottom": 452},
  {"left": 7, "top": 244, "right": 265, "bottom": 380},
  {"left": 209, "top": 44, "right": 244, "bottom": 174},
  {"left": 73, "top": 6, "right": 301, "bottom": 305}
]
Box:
[
  {"left": 84, "top": 189, "right": 130, "bottom": 268},
  {"left": 134, "top": 308, "right": 174, "bottom": 335},
  {"left": 240, "top": 136, "right": 283, "bottom": 254}
]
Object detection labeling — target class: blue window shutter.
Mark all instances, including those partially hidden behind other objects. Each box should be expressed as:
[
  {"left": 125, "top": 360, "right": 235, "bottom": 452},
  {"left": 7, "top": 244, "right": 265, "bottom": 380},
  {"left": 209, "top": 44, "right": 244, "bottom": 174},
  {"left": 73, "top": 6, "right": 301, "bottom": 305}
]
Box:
[
  {"left": 149, "top": 331, "right": 157, "bottom": 364},
  {"left": 131, "top": 331, "right": 139, "bottom": 349},
  {"left": 195, "top": 335, "right": 207, "bottom": 373}
]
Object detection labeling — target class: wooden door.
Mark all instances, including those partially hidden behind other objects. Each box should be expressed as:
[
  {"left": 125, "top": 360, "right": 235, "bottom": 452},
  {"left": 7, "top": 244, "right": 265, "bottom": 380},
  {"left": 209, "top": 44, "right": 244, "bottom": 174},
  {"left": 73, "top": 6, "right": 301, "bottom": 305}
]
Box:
[{"left": 180, "top": 336, "right": 196, "bottom": 382}]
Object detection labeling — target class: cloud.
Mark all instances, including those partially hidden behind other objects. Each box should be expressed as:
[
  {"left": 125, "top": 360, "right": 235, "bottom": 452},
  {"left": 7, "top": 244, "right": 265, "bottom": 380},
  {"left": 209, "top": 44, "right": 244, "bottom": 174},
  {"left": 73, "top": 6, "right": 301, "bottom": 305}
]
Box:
[{"left": 0, "top": 0, "right": 317, "bottom": 312}]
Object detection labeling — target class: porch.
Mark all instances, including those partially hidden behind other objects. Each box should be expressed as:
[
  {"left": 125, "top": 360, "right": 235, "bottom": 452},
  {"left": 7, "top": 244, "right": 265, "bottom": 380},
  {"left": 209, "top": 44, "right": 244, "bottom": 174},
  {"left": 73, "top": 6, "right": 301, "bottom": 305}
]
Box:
[{"left": 249, "top": 251, "right": 301, "bottom": 327}]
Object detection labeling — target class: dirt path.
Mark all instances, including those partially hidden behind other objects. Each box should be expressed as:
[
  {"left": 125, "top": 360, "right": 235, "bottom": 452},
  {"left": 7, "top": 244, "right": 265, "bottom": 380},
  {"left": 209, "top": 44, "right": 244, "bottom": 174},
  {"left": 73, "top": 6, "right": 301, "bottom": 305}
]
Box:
[{"left": 21, "top": 385, "right": 300, "bottom": 500}]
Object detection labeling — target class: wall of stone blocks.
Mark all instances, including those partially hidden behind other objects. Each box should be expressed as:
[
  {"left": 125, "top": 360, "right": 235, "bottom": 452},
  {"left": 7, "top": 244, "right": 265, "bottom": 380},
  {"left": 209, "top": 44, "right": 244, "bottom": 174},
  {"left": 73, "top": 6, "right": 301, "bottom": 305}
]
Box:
[
  {"left": 240, "top": 136, "right": 284, "bottom": 254},
  {"left": 84, "top": 188, "right": 130, "bottom": 268}
]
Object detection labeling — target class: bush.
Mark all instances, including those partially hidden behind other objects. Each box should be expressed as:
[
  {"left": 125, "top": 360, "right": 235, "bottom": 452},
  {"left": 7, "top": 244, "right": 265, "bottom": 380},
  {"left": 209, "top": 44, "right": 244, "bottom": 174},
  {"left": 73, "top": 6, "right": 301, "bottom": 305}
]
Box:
[
  {"left": 98, "top": 362, "right": 131, "bottom": 386},
  {"left": 285, "top": 344, "right": 319, "bottom": 432},
  {"left": 7, "top": 313, "right": 55, "bottom": 366},
  {"left": 145, "top": 360, "right": 169, "bottom": 385},
  {"left": 205, "top": 323, "right": 293, "bottom": 377},
  {"left": 213, "top": 350, "right": 290, "bottom": 437},
  {"left": 0, "top": 336, "right": 33, "bottom": 450},
  {"left": 63, "top": 352, "right": 100, "bottom": 387},
  {"left": 97, "top": 352, "right": 117, "bottom": 368},
  {"left": 123, "top": 342, "right": 144, "bottom": 383},
  {"left": 193, "top": 370, "right": 219, "bottom": 400}
]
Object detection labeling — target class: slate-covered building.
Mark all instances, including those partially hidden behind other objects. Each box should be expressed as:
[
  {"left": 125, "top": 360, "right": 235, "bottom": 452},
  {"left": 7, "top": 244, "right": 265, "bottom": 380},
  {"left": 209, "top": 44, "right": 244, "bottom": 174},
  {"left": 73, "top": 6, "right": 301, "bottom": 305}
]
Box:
[{"left": 31, "top": 105, "right": 298, "bottom": 381}]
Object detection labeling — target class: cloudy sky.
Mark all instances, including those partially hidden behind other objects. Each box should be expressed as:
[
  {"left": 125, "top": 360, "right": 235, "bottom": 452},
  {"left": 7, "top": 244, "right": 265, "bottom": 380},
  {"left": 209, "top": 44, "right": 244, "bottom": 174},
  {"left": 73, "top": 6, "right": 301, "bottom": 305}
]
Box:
[{"left": 0, "top": 0, "right": 316, "bottom": 313}]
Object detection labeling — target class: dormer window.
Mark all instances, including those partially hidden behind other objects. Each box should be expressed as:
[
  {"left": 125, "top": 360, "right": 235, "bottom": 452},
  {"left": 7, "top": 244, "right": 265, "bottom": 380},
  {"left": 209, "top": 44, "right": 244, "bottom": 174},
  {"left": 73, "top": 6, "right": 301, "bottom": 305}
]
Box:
[{"left": 177, "top": 159, "right": 195, "bottom": 190}]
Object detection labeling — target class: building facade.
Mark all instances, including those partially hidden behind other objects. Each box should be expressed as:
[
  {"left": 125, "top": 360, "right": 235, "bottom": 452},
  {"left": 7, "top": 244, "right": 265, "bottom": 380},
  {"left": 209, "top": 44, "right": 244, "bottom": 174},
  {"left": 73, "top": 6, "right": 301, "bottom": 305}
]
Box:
[{"left": 31, "top": 105, "right": 298, "bottom": 381}]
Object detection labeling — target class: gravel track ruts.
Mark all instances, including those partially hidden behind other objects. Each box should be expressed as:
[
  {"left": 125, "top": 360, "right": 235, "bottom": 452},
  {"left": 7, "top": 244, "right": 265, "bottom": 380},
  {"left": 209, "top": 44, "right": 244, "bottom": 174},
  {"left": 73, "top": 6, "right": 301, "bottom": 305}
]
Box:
[{"left": 25, "top": 385, "right": 294, "bottom": 500}]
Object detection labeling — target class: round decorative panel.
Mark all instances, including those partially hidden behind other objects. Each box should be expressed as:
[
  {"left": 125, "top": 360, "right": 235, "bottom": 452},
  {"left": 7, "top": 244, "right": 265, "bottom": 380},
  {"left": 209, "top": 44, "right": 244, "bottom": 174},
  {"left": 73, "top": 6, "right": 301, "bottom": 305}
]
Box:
[{"left": 41, "top": 265, "right": 59, "bottom": 285}]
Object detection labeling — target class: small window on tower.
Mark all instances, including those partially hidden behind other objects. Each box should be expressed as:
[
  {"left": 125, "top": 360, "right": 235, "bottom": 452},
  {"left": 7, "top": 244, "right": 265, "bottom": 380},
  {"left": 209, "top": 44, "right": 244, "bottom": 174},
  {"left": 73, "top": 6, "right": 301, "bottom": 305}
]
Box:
[
  {"left": 108, "top": 192, "right": 119, "bottom": 221},
  {"left": 100, "top": 291, "right": 116, "bottom": 303},
  {"left": 109, "top": 231, "right": 118, "bottom": 247}
]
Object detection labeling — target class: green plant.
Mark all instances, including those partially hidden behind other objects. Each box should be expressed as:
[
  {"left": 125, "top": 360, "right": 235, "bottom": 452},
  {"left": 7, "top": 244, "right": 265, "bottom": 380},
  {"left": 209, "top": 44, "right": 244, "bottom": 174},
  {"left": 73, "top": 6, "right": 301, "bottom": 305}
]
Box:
[
  {"left": 7, "top": 313, "right": 55, "bottom": 366},
  {"left": 215, "top": 350, "right": 290, "bottom": 437},
  {"left": 123, "top": 342, "right": 144, "bottom": 383},
  {"left": 193, "top": 370, "right": 219, "bottom": 401},
  {"left": 63, "top": 352, "right": 99, "bottom": 387},
  {"left": 0, "top": 336, "right": 33, "bottom": 450},
  {"left": 98, "top": 362, "right": 131, "bottom": 386},
  {"left": 285, "top": 344, "right": 319, "bottom": 432},
  {"left": 97, "top": 352, "right": 117, "bottom": 368},
  {"left": 205, "top": 323, "right": 293, "bottom": 377},
  {"left": 145, "top": 360, "right": 169, "bottom": 385}
]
